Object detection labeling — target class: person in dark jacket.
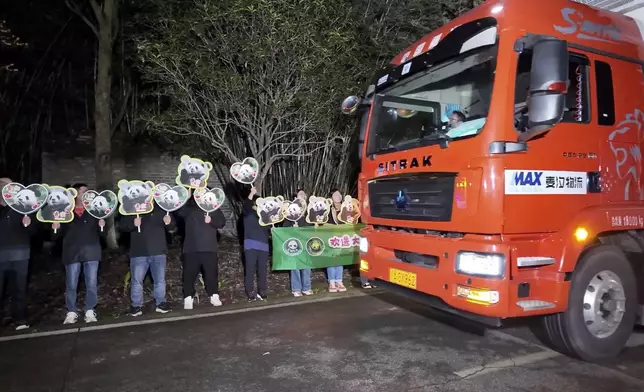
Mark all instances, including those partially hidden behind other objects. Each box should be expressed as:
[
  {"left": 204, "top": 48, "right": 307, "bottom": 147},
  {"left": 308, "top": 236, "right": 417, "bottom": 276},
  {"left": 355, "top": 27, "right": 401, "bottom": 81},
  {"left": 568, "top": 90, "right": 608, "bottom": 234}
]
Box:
[
  {"left": 243, "top": 186, "right": 271, "bottom": 302},
  {"left": 175, "top": 195, "right": 226, "bottom": 310},
  {"left": 283, "top": 189, "right": 313, "bottom": 297},
  {"left": 118, "top": 204, "right": 175, "bottom": 316},
  {"left": 52, "top": 183, "right": 105, "bottom": 325},
  {"left": 0, "top": 177, "right": 38, "bottom": 330}
]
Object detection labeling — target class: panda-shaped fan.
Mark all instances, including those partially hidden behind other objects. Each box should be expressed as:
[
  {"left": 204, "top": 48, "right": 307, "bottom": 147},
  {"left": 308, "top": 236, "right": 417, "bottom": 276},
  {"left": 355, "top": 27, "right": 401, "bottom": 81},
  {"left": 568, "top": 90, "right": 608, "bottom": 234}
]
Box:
[
  {"left": 82, "top": 190, "right": 119, "bottom": 231},
  {"left": 36, "top": 185, "right": 79, "bottom": 232},
  {"left": 230, "top": 157, "right": 260, "bottom": 185},
  {"left": 255, "top": 196, "right": 286, "bottom": 227},
  {"left": 176, "top": 155, "right": 213, "bottom": 189},
  {"left": 305, "top": 196, "right": 332, "bottom": 225},
  {"left": 117, "top": 180, "right": 155, "bottom": 233},
  {"left": 281, "top": 198, "right": 307, "bottom": 225},
  {"left": 1, "top": 182, "right": 49, "bottom": 216},
  {"left": 153, "top": 183, "right": 190, "bottom": 215}
]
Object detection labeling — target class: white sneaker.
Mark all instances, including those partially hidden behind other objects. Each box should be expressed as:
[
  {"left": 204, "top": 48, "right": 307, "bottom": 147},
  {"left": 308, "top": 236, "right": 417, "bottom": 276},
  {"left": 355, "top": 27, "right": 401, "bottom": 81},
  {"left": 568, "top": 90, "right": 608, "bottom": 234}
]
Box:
[
  {"left": 15, "top": 324, "right": 29, "bottom": 331},
  {"left": 63, "top": 312, "right": 79, "bottom": 325},
  {"left": 292, "top": 291, "right": 302, "bottom": 297},
  {"left": 210, "top": 294, "right": 222, "bottom": 307},
  {"left": 84, "top": 310, "right": 98, "bottom": 323},
  {"left": 184, "top": 296, "right": 194, "bottom": 310}
]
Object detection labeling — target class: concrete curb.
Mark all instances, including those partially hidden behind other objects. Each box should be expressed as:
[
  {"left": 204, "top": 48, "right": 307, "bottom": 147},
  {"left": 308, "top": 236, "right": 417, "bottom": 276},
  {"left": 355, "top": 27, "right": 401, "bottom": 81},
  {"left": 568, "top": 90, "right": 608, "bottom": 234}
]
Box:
[{"left": 0, "top": 287, "right": 384, "bottom": 343}]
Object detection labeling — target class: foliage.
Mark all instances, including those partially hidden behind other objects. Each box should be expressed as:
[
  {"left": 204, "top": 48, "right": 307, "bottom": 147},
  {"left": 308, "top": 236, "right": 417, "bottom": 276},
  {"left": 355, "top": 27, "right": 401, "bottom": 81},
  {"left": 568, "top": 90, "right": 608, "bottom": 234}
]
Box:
[{"left": 130, "top": 0, "right": 454, "bottom": 202}]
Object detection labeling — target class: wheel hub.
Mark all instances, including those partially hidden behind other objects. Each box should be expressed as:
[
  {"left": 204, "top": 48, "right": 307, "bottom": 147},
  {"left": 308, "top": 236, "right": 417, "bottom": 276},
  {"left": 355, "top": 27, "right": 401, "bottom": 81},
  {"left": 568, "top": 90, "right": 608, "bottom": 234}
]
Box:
[{"left": 582, "top": 270, "right": 626, "bottom": 339}]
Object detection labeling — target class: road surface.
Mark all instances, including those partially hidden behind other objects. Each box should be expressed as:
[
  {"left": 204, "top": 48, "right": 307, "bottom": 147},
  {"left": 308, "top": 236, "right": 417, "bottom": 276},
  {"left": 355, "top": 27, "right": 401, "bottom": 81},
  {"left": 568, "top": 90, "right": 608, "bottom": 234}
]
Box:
[{"left": 2, "top": 292, "right": 644, "bottom": 391}]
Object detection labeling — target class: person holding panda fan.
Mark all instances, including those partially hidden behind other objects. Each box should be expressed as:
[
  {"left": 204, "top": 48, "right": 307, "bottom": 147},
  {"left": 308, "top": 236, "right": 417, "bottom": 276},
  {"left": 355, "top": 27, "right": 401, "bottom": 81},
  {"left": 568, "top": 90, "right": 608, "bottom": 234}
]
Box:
[
  {"left": 174, "top": 190, "right": 226, "bottom": 310},
  {"left": 327, "top": 189, "right": 372, "bottom": 290},
  {"left": 118, "top": 186, "right": 175, "bottom": 317},
  {"left": 242, "top": 186, "right": 271, "bottom": 302},
  {"left": 51, "top": 183, "right": 105, "bottom": 325},
  {"left": 0, "top": 177, "right": 39, "bottom": 330},
  {"left": 283, "top": 189, "right": 313, "bottom": 297}
]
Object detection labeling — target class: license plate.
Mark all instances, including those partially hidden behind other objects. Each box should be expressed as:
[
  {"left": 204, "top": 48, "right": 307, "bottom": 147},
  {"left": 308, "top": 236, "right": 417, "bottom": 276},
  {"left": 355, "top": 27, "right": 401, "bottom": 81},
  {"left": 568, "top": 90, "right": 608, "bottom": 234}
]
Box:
[{"left": 389, "top": 268, "right": 417, "bottom": 289}]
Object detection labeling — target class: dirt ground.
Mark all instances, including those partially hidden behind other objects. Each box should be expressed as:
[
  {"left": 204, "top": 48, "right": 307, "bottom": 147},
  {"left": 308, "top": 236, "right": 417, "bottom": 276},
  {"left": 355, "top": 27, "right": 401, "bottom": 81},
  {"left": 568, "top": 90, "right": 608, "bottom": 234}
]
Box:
[{"left": 1, "top": 234, "right": 359, "bottom": 329}]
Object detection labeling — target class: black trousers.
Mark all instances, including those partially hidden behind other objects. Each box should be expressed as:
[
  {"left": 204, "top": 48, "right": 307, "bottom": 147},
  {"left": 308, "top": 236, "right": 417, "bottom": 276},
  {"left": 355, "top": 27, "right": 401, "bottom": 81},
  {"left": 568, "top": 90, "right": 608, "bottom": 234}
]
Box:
[
  {"left": 183, "top": 252, "right": 218, "bottom": 298},
  {"left": 0, "top": 260, "right": 28, "bottom": 322},
  {"left": 244, "top": 249, "right": 268, "bottom": 297}
]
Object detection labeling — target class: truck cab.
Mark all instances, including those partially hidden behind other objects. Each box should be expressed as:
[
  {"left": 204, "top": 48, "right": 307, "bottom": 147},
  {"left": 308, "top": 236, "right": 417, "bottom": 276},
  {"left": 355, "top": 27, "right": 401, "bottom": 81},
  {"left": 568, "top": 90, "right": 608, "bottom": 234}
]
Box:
[{"left": 343, "top": 0, "right": 644, "bottom": 362}]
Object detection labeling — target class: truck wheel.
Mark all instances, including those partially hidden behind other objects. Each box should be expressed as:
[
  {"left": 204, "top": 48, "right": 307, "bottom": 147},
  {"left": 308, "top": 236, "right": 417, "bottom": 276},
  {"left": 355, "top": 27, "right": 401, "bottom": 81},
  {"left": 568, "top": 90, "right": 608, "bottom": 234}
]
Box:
[{"left": 542, "top": 245, "right": 636, "bottom": 362}]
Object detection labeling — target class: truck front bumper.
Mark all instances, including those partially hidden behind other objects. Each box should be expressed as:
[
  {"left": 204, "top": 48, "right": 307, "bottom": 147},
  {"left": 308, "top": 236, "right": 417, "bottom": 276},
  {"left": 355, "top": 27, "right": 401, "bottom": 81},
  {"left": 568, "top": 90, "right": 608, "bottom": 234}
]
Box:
[{"left": 359, "top": 227, "right": 570, "bottom": 322}]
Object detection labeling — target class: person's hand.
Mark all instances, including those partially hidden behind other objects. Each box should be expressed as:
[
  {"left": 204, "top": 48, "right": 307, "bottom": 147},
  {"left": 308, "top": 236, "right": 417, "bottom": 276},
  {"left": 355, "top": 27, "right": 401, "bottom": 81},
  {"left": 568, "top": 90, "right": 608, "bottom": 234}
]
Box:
[
  {"left": 204, "top": 214, "right": 212, "bottom": 224},
  {"left": 52, "top": 222, "right": 60, "bottom": 231},
  {"left": 134, "top": 217, "right": 142, "bottom": 227},
  {"left": 249, "top": 186, "right": 257, "bottom": 199},
  {"left": 22, "top": 215, "right": 31, "bottom": 227},
  {"left": 163, "top": 215, "right": 171, "bottom": 225},
  {"left": 98, "top": 219, "right": 105, "bottom": 229}
]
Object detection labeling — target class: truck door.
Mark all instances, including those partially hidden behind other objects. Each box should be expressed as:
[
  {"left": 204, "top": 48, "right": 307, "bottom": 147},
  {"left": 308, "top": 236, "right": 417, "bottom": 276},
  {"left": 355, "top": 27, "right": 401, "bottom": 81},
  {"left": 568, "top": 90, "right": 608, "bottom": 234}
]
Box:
[{"left": 598, "top": 58, "right": 644, "bottom": 204}]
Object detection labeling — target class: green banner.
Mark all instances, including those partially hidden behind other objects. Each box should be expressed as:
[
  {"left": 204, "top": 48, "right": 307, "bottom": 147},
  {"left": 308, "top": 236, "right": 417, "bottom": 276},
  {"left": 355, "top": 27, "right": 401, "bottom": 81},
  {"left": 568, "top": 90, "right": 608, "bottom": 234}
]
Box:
[{"left": 271, "top": 224, "right": 366, "bottom": 270}]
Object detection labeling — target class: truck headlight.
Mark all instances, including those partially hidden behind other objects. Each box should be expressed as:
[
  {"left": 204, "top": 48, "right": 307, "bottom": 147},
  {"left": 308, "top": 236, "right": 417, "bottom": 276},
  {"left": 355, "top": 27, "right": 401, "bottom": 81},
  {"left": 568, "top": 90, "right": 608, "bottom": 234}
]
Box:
[
  {"left": 359, "top": 237, "right": 369, "bottom": 253},
  {"left": 455, "top": 251, "right": 505, "bottom": 278}
]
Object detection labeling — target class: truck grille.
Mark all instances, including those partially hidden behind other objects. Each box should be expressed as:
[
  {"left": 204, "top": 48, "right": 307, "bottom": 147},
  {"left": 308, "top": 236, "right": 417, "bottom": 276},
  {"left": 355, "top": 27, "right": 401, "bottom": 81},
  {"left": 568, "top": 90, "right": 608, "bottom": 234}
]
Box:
[{"left": 368, "top": 173, "right": 456, "bottom": 221}]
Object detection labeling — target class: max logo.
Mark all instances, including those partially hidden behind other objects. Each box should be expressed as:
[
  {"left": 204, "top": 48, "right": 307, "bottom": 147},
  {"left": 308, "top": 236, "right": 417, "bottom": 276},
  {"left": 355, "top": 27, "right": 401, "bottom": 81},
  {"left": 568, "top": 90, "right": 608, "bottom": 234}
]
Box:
[
  {"left": 554, "top": 8, "right": 621, "bottom": 43},
  {"left": 378, "top": 155, "right": 432, "bottom": 172},
  {"left": 514, "top": 171, "right": 542, "bottom": 186}
]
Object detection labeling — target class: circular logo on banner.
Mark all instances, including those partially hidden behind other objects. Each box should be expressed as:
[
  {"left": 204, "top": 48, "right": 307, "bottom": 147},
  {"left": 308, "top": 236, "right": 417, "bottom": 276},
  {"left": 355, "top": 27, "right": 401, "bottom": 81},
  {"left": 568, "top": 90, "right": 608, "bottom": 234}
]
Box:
[
  {"left": 306, "top": 237, "right": 324, "bottom": 256},
  {"left": 283, "top": 238, "right": 303, "bottom": 256}
]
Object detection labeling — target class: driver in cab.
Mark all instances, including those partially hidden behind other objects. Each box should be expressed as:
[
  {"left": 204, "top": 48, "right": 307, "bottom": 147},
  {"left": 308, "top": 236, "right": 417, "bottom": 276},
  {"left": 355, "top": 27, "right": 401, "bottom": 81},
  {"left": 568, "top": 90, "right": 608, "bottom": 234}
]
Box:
[{"left": 447, "top": 110, "right": 466, "bottom": 130}]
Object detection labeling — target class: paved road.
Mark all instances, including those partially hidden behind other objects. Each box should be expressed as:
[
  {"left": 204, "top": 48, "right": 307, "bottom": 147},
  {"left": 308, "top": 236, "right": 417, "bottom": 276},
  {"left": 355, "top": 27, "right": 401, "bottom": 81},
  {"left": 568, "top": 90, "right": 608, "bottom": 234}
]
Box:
[{"left": 2, "top": 292, "right": 644, "bottom": 392}]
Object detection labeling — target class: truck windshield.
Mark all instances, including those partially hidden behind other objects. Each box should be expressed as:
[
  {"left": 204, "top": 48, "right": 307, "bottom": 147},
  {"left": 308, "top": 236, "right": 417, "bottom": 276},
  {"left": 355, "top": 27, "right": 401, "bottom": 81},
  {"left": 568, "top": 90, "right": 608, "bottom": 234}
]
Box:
[{"left": 366, "top": 44, "right": 497, "bottom": 155}]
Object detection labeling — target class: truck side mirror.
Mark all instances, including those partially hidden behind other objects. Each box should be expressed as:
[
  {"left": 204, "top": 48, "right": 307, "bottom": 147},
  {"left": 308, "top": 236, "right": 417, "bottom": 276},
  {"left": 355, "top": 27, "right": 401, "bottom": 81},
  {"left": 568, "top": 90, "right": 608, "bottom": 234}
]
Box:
[{"left": 528, "top": 38, "right": 569, "bottom": 132}]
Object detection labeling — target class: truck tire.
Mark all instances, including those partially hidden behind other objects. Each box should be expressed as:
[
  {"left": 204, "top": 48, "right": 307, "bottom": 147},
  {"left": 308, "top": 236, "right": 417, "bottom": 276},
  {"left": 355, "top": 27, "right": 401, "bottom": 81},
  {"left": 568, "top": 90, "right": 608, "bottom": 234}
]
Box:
[{"left": 542, "top": 245, "right": 637, "bottom": 362}]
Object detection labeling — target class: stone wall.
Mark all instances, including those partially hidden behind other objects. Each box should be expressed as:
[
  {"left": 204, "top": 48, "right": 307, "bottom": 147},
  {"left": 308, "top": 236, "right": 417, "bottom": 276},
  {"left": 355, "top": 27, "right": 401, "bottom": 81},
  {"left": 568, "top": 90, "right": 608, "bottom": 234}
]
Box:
[{"left": 41, "top": 129, "right": 237, "bottom": 234}]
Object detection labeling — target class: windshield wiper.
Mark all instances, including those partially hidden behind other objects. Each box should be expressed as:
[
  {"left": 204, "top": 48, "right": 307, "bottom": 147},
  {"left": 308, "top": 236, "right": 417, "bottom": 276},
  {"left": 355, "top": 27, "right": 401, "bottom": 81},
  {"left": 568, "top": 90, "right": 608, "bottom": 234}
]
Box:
[
  {"left": 373, "top": 132, "right": 451, "bottom": 155},
  {"left": 416, "top": 132, "right": 452, "bottom": 149}
]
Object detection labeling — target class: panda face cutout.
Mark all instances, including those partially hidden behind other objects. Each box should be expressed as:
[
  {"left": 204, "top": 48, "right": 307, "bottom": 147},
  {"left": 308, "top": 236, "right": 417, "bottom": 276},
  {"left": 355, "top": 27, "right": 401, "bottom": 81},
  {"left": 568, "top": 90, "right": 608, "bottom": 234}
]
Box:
[
  {"left": 255, "top": 196, "right": 285, "bottom": 226},
  {"left": 305, "top": 196, "right": 331, "bottom": 225},
  {"left": 36, "top": 185, "right": 78, "bottom": 223},
  {"left": 230, "top": 157, "right": 260, "bottom": 184},
  {"left": 91, "top": 196, "right": 109, "bottom": 212},
  {"left": 117, "top": 180, "right": 155, "bottom": 215},
  {"left": 176, "top": 155, "right": 213, "bottom": 189},
  {"left": 1, "top": 183, "right": 49, "bottom": 215},
  {"left": 82, "top": 190, "right": 118, "bottom": 219},
  {"left": 153, "top": 183, "right": 189, "bottom": 212},
  {"left": 281, "top": 198, "right": 307, "bottom": 222},
  {"left": 338, "top": 195, "right": 361, "bottom": 224},
  {"left": 193, "top": 187, "right": 226, "bottom": 213},
  {"left": 17, "top": 189, "right": 38, "bottom": 208}
]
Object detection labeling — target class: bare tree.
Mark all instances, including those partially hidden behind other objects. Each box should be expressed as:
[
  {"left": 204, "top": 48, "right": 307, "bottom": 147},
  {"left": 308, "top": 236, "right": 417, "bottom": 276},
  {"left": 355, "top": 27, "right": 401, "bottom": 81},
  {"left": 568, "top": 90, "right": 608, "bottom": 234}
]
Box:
[{"left": 66, "top": 0, "right": 125, "bottom": 249}]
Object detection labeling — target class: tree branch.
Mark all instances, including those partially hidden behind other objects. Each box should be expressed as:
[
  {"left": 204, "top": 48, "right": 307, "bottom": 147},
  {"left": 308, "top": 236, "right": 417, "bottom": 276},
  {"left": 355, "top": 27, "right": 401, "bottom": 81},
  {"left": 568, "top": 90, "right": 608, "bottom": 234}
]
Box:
[
  {"left": 111, "top": 84, "right": 132, "bottom": 137},
  {"left": 65, "top": 0, "right": 99, "bottom": 38}
]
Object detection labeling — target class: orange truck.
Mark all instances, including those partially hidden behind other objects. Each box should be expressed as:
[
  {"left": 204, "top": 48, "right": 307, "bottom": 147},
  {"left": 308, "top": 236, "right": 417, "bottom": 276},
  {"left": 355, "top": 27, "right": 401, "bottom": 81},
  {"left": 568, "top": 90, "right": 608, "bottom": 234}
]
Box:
[{"left": 341, "top": 0, "right": 644, "bottom": 362}]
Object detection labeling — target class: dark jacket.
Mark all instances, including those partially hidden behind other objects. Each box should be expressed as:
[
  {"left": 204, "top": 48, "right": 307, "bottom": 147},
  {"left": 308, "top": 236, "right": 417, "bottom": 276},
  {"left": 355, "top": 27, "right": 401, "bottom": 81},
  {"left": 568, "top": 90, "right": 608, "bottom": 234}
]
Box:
[
  {"left": 53, "top": 210, "right": 103, "bottom": 265},
  {"left": 175, "top": 202, "right": 226, "bottom": 254},
  {"left": 118, "top": 210, "right": 175, "bottom": 258},
  {"left": 0, "top": 206, "right": 39, "bottom": 262},
  {"left": 328, "top": 205, "right": 341, "bottom": 225},
  {"left": 242, "top": 199, "right": 270, "bottom": 244}
]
